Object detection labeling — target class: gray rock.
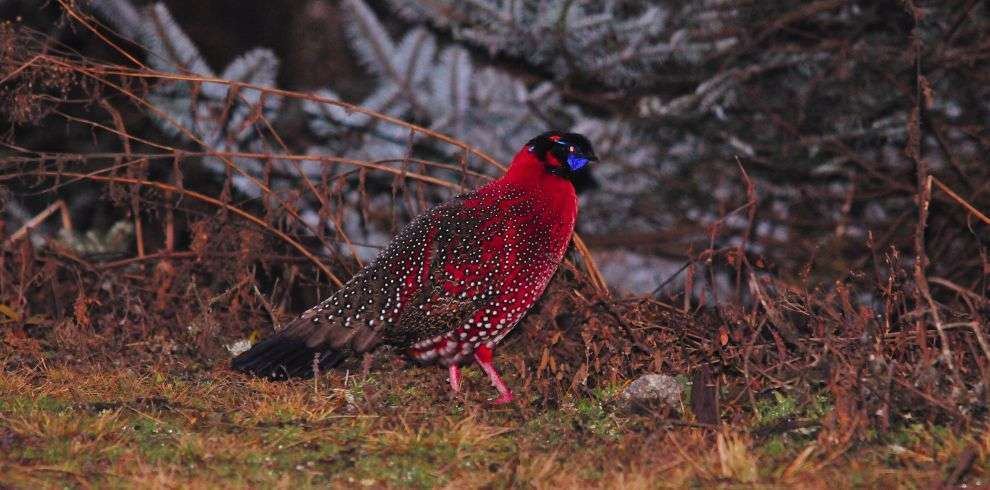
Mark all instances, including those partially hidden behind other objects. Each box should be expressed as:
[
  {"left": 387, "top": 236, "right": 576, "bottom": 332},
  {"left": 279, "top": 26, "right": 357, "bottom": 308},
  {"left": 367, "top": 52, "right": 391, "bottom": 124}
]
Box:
[{"left": 621, "top": 374, "right": 682, "bottom": 408}]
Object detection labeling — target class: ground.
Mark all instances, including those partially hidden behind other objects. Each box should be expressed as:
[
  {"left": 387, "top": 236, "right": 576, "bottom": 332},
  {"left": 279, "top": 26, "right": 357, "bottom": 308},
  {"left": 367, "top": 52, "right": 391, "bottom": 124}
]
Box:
[
  {"left": 1, "top": 351, "right": 986, "bottom": 488},
  {"left": 3, "top": 4, "right": 989, "bottom": 485}
]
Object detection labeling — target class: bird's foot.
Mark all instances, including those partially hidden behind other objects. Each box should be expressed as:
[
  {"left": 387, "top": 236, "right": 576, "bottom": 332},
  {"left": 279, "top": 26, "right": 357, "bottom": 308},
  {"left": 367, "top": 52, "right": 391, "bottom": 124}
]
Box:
[
  {"left": 449, "top": 364, "right": 461, "bottom": 393},
  {"left": 490, "top": 391, "right": 514, "bottom": 405},
  {"left": 474, "top": 344, "right": 514, "bottom": 405}
]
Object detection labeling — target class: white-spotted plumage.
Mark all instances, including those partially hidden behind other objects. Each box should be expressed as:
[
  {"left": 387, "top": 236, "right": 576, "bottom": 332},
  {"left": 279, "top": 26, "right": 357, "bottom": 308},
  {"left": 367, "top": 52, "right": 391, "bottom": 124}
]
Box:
[{"left": 232, "top": 131, "right": 594, "bottom": 404}]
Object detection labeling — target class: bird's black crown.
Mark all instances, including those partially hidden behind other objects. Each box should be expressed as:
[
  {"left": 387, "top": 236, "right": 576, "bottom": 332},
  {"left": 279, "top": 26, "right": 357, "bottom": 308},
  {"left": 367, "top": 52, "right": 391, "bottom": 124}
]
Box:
[{"left": 525, "top": 131, "right": 598, "bottom": 181}]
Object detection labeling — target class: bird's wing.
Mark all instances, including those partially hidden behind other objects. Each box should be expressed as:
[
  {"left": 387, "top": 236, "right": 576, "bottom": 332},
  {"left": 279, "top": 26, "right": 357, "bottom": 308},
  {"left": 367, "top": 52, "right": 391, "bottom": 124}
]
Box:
[
  {"left": 401, "top": 187, "right": 573, "bottom": 365},
  {"left": 380, "top": 193, "right": 490, "bottom": 345},
  {"left": 231, "top": 191, "right": 482, "bottom": 378},
  {"left": 393, "top": 188, "right": 546, "bottom": 352}
]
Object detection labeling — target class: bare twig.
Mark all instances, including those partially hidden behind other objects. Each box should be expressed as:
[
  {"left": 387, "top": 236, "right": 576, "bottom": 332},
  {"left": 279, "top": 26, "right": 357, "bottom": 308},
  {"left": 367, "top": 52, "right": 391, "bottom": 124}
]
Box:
[
  {"left": 30, "top": 171, "right": 346, "bottom": 287},
  {"left": 5, "top": 200, "right": 72, "bottom": 245},
  {"left": 932, "top": 176, "right": 990, "bottom": 226}
]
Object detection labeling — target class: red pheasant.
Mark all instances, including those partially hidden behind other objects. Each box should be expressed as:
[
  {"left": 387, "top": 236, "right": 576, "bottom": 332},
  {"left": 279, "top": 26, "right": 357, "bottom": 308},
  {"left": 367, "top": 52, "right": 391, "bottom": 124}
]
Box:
[{"left": 232, "top": 131, "right": 597, "bottom": 403}]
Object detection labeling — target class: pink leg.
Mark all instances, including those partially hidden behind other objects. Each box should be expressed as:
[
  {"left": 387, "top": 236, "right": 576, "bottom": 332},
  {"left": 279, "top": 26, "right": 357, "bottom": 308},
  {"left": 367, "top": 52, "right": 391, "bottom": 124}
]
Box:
[
  {"left": 474, "top": 345, "right": 513, "bottom": 404},
  {"left": 449, "top": 364, "right": 461, "bottom": 393}
]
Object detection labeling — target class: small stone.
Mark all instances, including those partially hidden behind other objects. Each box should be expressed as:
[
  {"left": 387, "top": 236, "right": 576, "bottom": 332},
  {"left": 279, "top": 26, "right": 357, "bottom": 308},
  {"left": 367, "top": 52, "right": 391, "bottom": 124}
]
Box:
[{"left": 621, "top": 374, "right": 682, "bottom": 408}]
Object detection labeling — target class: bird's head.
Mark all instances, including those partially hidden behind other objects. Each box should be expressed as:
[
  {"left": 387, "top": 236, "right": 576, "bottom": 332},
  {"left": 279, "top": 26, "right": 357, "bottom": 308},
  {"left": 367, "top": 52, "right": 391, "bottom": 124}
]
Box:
[{"left": 516, "top": 131, "right": 598, "bottom": 181}]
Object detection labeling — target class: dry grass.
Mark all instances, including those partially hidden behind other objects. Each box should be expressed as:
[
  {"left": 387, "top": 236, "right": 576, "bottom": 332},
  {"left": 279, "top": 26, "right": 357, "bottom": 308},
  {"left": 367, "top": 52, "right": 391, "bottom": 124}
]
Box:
[
  {"left": 3, "top": 4, "right": 990, "bottom": 488},
  {"left": 0, "top": 362, "right": 987, "bottom": 488}
]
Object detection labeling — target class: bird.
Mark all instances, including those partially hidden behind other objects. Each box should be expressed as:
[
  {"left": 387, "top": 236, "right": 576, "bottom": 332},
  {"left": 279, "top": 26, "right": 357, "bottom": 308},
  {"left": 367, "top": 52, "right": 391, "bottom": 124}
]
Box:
[{"left": 231, "top": 131, "right": 597, "bottom": 404}]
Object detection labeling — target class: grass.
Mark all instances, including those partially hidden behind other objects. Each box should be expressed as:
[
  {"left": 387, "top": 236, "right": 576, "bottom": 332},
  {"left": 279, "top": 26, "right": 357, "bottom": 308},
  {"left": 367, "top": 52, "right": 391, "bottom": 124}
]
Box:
[
  {"left": 4, "top": 5, "right": 990, "bottom": 487},
  {"left": 1, "top": 362, "right": 987, "bottom": 489}
]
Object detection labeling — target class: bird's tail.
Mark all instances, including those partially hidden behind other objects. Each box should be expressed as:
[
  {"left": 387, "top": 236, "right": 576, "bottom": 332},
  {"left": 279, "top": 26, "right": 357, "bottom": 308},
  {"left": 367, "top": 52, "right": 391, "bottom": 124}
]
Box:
[{"left": 231, "top": 320, "right": 350, "bottom": 380}]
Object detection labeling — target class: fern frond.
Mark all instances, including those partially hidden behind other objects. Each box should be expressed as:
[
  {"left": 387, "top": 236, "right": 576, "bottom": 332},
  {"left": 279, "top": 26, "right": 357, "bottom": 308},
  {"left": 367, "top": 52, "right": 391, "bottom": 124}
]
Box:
[
  {"left": 141, "top": 3, "right": 212, "bottom": 75},
  {"left": 342, "top": 0, "right": 398, "bottom": 79}
]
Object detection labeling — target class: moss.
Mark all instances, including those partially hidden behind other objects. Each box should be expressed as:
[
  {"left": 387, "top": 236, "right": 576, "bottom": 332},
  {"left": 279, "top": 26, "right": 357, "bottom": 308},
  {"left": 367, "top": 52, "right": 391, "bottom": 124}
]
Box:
[
  {"left": 0, "top": 395, "right": 71, "bottom": 415},
  {"left": 755, "top": 391, "right": 798, "bottom": 425},
  {"left": 0, "top": 366, "right": 983, "bottom": 488},
  {"left": 676, "top": 374, "right": 692, "bottom": 406},
  {"left": 574, "top": 398, "right": 621, "bottom": 439},
  {"left": 807, "top": 393, "right": 832, "bottom": 420},
  {"left": 591, "top": 382, "right": 626, "bottom": 402},
  {"left": 888, "top": 423, "right": 927, "bottom": 448},
  {"left": 761, "top": 436, "right": 788, "bottom": 458},
  {"left": 20, "top": 440, "right": 74, "bottom": 463}
]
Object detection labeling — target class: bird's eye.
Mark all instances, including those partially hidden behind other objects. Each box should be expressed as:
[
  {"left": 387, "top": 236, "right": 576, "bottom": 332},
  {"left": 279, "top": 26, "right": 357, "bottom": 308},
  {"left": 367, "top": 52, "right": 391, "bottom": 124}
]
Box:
[{"left": 569, "top": 146, "right": 575, "bottom": 153}]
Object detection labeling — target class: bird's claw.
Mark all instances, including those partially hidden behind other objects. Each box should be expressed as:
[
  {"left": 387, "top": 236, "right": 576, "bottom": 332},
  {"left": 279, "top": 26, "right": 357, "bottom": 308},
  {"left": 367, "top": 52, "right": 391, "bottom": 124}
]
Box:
[{"left": 490, "top": 392, "right": 514, "bottom": 405}]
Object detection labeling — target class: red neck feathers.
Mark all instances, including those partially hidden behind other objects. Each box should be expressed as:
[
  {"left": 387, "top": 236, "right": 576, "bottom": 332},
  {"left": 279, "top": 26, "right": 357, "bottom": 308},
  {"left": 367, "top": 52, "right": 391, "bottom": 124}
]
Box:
[{"left": 498, "top": 147, "right": 578, "bottom": 219}]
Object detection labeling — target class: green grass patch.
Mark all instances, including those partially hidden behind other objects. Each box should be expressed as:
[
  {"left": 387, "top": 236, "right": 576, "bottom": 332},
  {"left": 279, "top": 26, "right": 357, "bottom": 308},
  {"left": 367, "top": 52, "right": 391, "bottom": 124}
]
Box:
[{"left": 0, "top": 366, "right": 985, "bottom": 488}]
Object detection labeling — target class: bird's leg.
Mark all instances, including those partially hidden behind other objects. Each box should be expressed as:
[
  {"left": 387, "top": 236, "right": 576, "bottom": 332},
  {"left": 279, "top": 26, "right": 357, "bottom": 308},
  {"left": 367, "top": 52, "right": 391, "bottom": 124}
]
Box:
[
  {"left": 449, "top": 364, "right": 461, "bottom": 393},
  {"left": 474, "top": 344, "right": 513, "bottom": 404}
]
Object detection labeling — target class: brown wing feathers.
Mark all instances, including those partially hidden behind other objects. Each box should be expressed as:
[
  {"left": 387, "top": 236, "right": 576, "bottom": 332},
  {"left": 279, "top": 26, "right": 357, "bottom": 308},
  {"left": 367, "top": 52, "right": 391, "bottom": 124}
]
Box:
[{"left": 231, "top": 197, "right": 468, "bottom": 379}]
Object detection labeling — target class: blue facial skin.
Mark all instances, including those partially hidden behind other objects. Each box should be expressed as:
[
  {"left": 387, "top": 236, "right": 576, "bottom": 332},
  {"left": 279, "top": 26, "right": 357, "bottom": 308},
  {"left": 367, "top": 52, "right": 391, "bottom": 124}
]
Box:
[
  {"left": 566, "top": 153, "right": 589, "bottom": 171},
  {"left": 531, "top": 139, "right": 594, "bottom": 172},
  {"left": 554, "top": 139, "right": 591, "bottom": 171}
]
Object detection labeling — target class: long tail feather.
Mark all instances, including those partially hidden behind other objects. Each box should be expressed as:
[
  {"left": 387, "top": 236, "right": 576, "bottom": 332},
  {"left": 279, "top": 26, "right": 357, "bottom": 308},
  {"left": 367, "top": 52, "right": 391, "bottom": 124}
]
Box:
[{"left": 231, "top": 328, "right": 349, "bottom": 380}]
